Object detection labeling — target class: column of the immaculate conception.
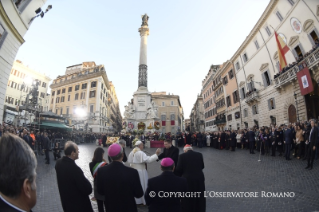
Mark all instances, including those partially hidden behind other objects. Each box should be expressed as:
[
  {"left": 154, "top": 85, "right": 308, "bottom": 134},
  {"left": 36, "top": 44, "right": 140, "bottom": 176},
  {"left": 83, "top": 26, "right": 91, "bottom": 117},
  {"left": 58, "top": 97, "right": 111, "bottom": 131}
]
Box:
[
  {"left": 138, "top": 14, "right": 149, "bottom": 88},
  {"left": 123, "top": 14, "right": 160, "bottom": 134}
]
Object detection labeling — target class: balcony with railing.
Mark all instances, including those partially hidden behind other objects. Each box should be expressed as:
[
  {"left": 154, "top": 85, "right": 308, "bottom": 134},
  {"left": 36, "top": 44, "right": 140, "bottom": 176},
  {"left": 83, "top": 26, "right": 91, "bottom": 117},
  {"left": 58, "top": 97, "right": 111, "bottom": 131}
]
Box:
[
  {"left": 274, "top": 47, "right": 319, "bottom": 89},
  {"left": 215, "top": 115, "right": 226, "bottom": 125},
  {"left": 245, "top": 89, "right": 260, "bottom": 105}
]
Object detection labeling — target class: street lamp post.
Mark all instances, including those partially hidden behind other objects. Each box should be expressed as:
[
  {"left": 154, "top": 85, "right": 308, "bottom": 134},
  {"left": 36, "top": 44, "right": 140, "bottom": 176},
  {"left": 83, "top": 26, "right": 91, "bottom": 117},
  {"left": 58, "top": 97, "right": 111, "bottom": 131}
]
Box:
[{"left": 294, "top": 92, "right": 299, "bottom": 122}]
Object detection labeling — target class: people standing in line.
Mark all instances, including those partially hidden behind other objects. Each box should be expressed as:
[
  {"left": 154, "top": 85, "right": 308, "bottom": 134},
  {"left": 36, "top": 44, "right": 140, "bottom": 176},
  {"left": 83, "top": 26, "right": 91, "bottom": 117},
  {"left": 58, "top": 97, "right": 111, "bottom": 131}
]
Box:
[
  {"left": 244, "top": 129, "right": 249, "bottom": 150},
  {"left": 97, "top": 143, "right": 143, "bottom": 212},
  {"left": 176, "top": 144, "right": 205, "bottom": 212},
  {"left": 230, "top": 130, "right": 237, "bottom": 151},
  {"left": 305, "top": 120, "right": 318, "bottom": 170},
  {"left": 220, "top": 131, "right": 226, "bottom": 150},
  {"left": 225, "top": 131, "right": 230, "bottom": 150},
  {"left": 127, "top": 141, "right": 161, "bottom": 205},
  {"left": 43, "top": 132, "right": 51, "bottom": 164},
  {"left": 196, "top": 132, "right": 202, "bottom": 147},
  {"left": 201, "top": 132, "right": 207, "bottom": 148},
  {"left": 284, "top": 124, "right": 293, "bottom": 160},
  {"left": 145, "top": 158, "right": 188, "bottom": 212},
  {"left": 271, "top": 128, "right": 277, "bottom": 156},
  {"left": 55, "top": 141, "right": 93, "bottom": 212},
  {"left": 89, "top": 147, "right": 107, "bottom": 212},
  {"left": 0, "top": 134, "right": 37, "bottom": 212},
  {"left": 275, "top": 126, "right": 284, "bottom": 156},
  {"left": 248, "top": 128, "right": 255, "bottom": 154},
  {"left": 266, "top": 128, "right": 272, "bottom": 156}
]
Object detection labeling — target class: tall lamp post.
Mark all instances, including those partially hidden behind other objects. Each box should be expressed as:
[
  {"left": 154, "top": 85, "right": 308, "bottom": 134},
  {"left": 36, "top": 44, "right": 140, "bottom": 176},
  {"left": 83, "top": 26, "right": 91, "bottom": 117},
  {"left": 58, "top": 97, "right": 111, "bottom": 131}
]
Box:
[{"left": 294, "top": 92, "right": 299, "bottom": 122}]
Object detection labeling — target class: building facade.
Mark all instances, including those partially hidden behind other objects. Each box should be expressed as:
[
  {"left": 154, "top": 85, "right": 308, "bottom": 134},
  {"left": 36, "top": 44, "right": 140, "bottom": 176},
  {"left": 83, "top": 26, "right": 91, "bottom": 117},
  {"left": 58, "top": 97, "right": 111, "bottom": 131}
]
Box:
[
  {"left": 151, "top": 92, "right": 184, "bottom": 134},
  {"left": 109, "top": 81, "right": 122, "bottom": 133},
  {"left": 0, "top": 0, "right": 48, "bottom": 124},
  {"left": 222, "top": 61, "right": 241, "bottom": 130},
  {"left": 190, "top": 95, "right": 205, "bottom": 133},
  {"left": 202, "top": 65, "right": 219, "bottom": 132},
  {"left": 4, "top": 60, "right": 51, "bottom": 126},
  {"left": 233, "top": 0, "right": 319, "bottom": 128},
  {"left": 49, "top": 62, "right": 122, "bottom": 133}
]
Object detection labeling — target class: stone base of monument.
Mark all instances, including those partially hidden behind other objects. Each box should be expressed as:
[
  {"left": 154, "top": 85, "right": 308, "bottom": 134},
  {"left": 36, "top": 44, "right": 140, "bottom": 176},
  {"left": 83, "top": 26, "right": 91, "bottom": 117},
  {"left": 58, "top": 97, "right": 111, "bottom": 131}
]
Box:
[{"left": 150, "top": 140, "right": 164, "bottom": 148}]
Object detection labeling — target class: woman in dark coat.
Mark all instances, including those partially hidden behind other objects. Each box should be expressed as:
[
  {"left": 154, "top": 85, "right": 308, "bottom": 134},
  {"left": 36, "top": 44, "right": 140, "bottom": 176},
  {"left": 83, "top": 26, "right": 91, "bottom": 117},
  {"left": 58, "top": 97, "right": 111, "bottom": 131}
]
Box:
[{"left": 89, "top": 147, "right": 107, "bottom": 212}]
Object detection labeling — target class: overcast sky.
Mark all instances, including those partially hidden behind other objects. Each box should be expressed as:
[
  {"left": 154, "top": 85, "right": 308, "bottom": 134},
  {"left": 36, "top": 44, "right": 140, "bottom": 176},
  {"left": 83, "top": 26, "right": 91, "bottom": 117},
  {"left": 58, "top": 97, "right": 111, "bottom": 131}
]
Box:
[{"left": 16, "top": 0, "right": 270, "bottom": 119}]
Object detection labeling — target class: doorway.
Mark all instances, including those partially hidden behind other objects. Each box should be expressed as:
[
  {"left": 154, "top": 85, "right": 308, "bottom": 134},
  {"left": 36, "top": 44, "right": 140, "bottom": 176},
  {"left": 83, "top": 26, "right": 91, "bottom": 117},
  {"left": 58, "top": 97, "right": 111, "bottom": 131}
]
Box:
[
  {"left": 305, "top": 78, "right": 319, "bottom": 120},
  {"left": 288, "top": 105, "right": 297, "bottom": 123}
]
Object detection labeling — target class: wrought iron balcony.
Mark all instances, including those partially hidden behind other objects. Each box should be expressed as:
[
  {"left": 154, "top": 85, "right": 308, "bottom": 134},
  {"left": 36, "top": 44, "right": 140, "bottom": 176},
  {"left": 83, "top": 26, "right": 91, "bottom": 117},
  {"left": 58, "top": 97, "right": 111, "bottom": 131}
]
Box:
[
  {"left": 245, "top": 90, "right": 260, "bottom": 105},
  {"left": 274, "top": 48, "right": 319, "bottom": 89},
  {"left": 274, "top": 66, "right": 298, "bottom": 89},
  {"left": 215, "top": 116, "right": 226, "bottom": 125}
]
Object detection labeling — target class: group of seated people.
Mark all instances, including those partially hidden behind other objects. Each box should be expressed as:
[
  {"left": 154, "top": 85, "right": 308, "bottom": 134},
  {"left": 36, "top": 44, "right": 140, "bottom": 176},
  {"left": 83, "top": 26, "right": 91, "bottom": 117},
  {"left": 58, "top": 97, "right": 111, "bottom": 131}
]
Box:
[{"left": 274, "top": 39, "right": 319, "bottom": 80}]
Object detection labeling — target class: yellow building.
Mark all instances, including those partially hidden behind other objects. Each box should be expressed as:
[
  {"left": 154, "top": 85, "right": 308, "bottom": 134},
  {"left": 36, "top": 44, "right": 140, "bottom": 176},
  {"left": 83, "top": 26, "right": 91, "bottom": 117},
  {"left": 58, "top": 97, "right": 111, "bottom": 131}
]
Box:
[
  {"left": 151, "top": 92, "right": 184, "bottom": 134},
  {"left": 4, "top": 60, "right": 51, "bottom": 126},
  {"left": 49, "top": 62, "right": 122, "bottom": 133}
]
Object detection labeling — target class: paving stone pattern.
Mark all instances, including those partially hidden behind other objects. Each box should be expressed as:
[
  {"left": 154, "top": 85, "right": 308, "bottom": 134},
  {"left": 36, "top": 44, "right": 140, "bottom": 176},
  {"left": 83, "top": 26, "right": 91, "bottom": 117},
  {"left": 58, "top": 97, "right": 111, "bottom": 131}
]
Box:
[{"left": 33, "top": 144, "right": 319, "bottom": 212}]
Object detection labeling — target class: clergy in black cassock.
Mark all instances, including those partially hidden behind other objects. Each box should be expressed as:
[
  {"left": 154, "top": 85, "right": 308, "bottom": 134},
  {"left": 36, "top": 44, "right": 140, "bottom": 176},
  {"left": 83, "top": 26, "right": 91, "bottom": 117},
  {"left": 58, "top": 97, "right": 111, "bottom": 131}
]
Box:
[
  {"left": 97, "top": 143, "right": 143, "bottom": 212},
  {"left": 176, "top": 145, "right": 205, "bottom": 212},
  {"left": 157, "top": 140, "right": 179, "bottom": 175}
]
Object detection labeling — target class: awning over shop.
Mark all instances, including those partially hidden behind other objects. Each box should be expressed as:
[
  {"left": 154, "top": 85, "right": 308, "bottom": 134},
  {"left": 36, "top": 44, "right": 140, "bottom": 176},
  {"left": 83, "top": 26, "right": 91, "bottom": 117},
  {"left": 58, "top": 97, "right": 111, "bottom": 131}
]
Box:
[{"left": 31, "top": 121, "right": 72, "bottom": 131}]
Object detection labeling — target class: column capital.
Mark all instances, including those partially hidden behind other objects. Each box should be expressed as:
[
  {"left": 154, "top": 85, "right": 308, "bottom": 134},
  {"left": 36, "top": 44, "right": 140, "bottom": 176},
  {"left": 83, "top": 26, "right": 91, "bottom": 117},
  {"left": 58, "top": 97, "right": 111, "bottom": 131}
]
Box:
[{"left": 138, "top": 27, "right": 149, "bottom": 36}]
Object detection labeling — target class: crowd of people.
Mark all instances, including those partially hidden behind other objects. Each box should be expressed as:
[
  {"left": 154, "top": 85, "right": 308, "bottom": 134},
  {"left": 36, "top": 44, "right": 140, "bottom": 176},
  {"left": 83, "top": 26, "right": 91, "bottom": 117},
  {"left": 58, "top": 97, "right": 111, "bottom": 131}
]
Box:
[
  {"left": 183, "top": 119, "right": 319, "bottom": 170},
  {"left": 0, "top": 118, "right": 318, "bottom": 212},
  {"left": 0, "top": 131, "right": 205, "bottom": 212}
]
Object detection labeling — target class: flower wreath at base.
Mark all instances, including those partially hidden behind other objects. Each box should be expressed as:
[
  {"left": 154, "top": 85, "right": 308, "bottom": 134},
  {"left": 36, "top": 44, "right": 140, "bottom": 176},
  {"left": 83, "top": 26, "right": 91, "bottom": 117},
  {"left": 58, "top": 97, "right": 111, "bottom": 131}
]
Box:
[{"left": 154, "top": 121, "right": 160, "bottom": 130}]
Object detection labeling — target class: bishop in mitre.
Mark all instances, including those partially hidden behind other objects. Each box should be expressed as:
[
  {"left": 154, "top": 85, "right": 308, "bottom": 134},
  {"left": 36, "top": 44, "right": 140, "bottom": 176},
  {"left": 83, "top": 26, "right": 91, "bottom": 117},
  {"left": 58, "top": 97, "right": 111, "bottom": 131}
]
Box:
[{"left": 128, "top": 140, "right": 161, "bottom": 205}]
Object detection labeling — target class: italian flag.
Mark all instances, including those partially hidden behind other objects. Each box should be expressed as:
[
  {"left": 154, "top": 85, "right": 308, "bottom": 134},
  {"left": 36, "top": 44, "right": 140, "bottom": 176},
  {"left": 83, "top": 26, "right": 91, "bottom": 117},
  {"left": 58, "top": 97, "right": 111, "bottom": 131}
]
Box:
[{"left": 275, "top": 31, "right": 289, "bottom": 71}]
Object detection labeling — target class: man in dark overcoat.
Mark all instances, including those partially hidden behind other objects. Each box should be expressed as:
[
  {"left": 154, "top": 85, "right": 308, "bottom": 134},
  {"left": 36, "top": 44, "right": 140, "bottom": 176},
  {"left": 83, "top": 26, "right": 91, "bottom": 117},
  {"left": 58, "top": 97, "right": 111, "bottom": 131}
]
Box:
[
  {"left": 55, "top": 141, "right": 93, "bottom": 212},
  {"left": 176, "top": 144, "right": 205, "bottom": 212}
]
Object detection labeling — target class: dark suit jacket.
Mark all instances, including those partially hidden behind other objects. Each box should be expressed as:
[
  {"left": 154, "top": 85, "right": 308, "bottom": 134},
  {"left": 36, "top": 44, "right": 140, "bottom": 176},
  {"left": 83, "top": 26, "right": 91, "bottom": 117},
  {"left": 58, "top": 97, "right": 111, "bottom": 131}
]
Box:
[
  {"left": 309, "top": 127, "right": 318, "bottom": 148},
  {"left": 284, "top": 128, "right": 293, "bottom": 144},
  {"left": 0, "top": 196, "right": 33, "bottom": 212},
  {"left": 248, "top": 131, "right": 255, "bottom": 142},
  {"left": 145, "top": 171, "right": 188, "bottom": 212},
  {"left": 55, "top": 156, "right": 93, "bottom": 212},
  {"left": 158, "top": 145, "right": 179, "bottom": 166},
  {"left": 97, "top": 161, "right": 143, "bottom": 212},
  {"left": 140, "top": 135, "right": 146, "bottom": 142},
  {"left": 23, "top": 134, "right": 32, "bottom": 148},
  {"left": 43, "top": 136, "right": 50, "bottom": 150}
]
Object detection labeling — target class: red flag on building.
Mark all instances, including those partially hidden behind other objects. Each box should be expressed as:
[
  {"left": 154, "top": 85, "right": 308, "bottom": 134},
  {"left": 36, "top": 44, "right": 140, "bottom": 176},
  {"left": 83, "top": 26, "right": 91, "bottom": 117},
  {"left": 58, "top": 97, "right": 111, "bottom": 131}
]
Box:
[
  {"left": 162, "top": 121, "right": 166, "bottom": 126},
  {"left": 275, "top": 31, "right": 289, "bottom": 71},
  {"left": 171, "top": 120, "right": 175, "bottom": 125},
  {"left": 296, "top": 66, "right": 313, "bottom": 95}
]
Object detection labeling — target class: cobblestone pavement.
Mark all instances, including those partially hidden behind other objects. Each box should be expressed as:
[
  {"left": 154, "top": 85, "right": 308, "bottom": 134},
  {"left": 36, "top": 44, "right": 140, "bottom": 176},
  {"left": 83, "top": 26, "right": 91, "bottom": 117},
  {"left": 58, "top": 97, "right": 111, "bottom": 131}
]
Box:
[{"left": 33, "top": 143, "right": 319, "bottom": 212}]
